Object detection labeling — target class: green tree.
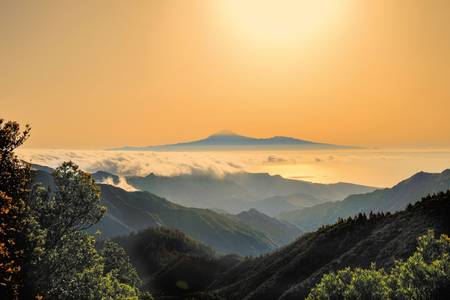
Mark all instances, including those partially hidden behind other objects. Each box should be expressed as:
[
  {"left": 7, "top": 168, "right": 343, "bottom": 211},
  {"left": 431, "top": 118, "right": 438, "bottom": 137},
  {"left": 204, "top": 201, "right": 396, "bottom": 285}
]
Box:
[
  {"left": 0, "top": 119, "right": 151, "bottom": 299},
  {"left": 0, "top": 192, "right": 22, "bottom": 297},
  {"left": 306, "top": 265, "right": 390, "bottom": 300},
  {"left": 388, "top": 231, "right": 450, "bottom": 299},
  {"left": 27, "top": 162, "right": 145, "bottom": 299},
  {"left": 29, "top": 161, "right": 106, "bottom": 249},
  {"left": 0, "top": 119, "right": 34, "bottom": 299},
  {"left": 307, "top": 230, "right": 450, "bottom": 300},
  {"left": 100, "top": 240, "right": 142, "bottom": 289}
]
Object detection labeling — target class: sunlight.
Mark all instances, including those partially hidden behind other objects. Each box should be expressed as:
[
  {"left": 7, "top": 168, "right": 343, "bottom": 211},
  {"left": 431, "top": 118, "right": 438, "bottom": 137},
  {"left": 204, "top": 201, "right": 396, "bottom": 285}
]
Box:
[{"left": 217, "top": 0, "right": 353, "bottom": 47}]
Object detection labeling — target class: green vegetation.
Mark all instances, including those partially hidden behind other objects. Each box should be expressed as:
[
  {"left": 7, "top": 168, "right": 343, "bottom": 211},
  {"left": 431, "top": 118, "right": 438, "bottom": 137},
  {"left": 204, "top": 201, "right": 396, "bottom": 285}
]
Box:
[
  {"left": 0, "top": 120, "right": 151, "bottom": 299},
  {"left": 112, "top": 227, "right": 215, "bottom": 278},
  {"left": 307, "top": 230, "right": 450, "bottom": 300},
  {"left": 112, "top": 227, "right": 241, "bottom": 298},
  {"left": 210, "top": 191, "right": 450, "bottom": 299},
  {"left": 91, "top": 183, "right": 278, "bottom": 255},
  {"left": 0, "top": 120, "right": 32, "bottom": 299}
]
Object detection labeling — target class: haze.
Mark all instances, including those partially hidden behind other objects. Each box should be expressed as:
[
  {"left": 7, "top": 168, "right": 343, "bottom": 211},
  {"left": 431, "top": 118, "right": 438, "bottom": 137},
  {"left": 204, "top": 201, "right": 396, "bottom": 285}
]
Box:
[
  {"left": 1, "top": 0, "right": 450, "bottom": 148},
  {"left": 18, "top": 148, "right": 450, "bottom": 187}
]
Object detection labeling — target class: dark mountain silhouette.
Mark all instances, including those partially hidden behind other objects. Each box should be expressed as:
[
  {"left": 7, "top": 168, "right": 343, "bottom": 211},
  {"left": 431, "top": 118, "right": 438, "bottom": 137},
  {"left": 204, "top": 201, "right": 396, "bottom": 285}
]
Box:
[
  {"left": 30, "top": 163, "right": 54, "bottom": 174},
  {"left": 110, "top": 131, "right": 354, "bottom": 151},
  {"left": 280, "top": 169, "right": 450, "bottom": 231},
  {"left": 209, "top": 191, "right": 450, "bottom": 300}
]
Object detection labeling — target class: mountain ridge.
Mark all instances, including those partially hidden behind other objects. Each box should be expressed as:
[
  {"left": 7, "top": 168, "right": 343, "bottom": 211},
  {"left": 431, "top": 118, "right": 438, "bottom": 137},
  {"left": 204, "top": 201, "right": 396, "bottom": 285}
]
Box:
[
  {"left": 96, "top": 184, "right": 280, "bottom": 256},
  {"left": 280, "top": 168, "right": 450, "bottom": 231},
  {"left": 123, "top": 171, "right": 377, "bottom": 214},
  {"left": 232, "top": 209, "right": 302, "bottom": 246},
  {"left": 209, "top": 191, "right": 450, "bottom": 299},
  {"left": 32, "top": 169, "right": 292, "bottom": 256},
  {"left": 109, "top": 131, "right": 354, "bottom": 151}
]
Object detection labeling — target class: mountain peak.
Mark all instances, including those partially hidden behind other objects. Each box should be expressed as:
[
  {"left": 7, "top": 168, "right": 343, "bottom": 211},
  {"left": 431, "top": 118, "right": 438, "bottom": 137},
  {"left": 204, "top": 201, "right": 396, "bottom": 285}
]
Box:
[
  {"left": 110, "top": 131, "right": 353, "bottom": 151},
  {"left": 210, "top": 130, "right": 239, "bottom": 137}
]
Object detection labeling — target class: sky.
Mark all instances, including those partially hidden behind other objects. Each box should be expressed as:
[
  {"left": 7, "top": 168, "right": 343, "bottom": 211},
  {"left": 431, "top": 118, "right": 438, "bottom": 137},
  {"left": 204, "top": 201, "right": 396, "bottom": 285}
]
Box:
[{"left": 1, "top": 0, "right": 450, "bottom": 149}]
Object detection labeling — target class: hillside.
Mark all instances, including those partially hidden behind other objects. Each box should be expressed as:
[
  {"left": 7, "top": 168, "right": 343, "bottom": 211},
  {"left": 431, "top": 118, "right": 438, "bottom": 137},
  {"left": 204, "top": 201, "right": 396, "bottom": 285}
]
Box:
[
  {"left": 209, "top": 191, "right": 450, "bottom": 299},
  {"left": 226, "top": 172, "right": 375, "bottom": 202},
  {"left": 110, "top": 131, "right": 352, "bottom": 151},
  {"left": 232, "top": 209, "right": 302, "bottom": 246},
  {"left": 110, "top": 227, "right": 242, "bottom": 297},
  {"left": 32, "top": 169, "right": 278, "bottom": 256},
  {"left": 124, "top": 172, "right": 252, "bottom": 213},
  {"left": 111, "top": 227, "right": 216, "bottom": 278},
  {"left": 280, "top": 169, "right": 450, "bottom": 231},
  {"left": 250, "top": 193, "right": 323, "bottom": 216},
  {"left": 97, "top": 184, "right": 279, "bottom": 256},
  {"left": 122, "top": 171, "right": 376, "bottom": 214}
]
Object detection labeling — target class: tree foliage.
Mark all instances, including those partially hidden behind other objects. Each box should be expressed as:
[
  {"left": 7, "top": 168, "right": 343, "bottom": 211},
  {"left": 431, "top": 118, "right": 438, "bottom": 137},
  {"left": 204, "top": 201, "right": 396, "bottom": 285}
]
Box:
[
  {"left": 100, "top": 240, "right": 142, "bottom": 289},
  {"left": 0, "top": 192, "right": 22, "bottom": 297},
  {"left": 26, "top": 163, "right": 146, "bottom": 299},
  {"left": 0, "top": 119, "right": 151, "bottom": 299},
  {"left": 0, "top": 119, "right": 32, "bottom": 299},
  {"left": 307, "top": 230, "right": 450, "bottom": 300}
]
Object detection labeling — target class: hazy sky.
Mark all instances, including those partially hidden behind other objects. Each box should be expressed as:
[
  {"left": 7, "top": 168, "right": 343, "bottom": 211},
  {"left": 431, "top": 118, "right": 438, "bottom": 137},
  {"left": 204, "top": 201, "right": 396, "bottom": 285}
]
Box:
[{"left": 2, "top": 0, "right": 450, "bottom": 148}]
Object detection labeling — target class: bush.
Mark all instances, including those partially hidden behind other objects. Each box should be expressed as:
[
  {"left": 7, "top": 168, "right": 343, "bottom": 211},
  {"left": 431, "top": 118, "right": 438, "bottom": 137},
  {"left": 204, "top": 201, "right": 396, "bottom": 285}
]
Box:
[{"left": 307, "top": 230, "right": 450, "bottom": 300}]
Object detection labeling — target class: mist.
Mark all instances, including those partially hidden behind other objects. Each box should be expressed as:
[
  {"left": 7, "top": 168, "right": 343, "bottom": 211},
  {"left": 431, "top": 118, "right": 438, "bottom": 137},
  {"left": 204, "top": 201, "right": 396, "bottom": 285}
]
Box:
[{"left": 18, "top": 148, "right": 450, "bottom": 187}]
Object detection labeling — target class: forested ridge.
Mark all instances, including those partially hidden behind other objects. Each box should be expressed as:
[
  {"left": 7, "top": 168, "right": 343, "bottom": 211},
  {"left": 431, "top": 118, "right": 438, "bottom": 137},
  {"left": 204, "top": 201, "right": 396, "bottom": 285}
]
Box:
[{"left": 209, "top": 191, "right": 450, "bottom": 299}]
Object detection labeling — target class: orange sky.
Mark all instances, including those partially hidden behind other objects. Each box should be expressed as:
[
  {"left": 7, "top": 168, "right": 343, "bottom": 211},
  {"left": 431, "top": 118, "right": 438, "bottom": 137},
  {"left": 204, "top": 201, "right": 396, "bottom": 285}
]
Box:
[{"left": 1, "top": 0, "right": 450, "bottom": 149}]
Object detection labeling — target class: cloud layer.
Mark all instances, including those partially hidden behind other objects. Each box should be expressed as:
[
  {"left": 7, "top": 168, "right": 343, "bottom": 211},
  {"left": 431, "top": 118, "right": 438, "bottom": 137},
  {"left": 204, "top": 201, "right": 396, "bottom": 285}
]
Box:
[{"left": 17, "top": 148, "right": 450, "bottom": 187}]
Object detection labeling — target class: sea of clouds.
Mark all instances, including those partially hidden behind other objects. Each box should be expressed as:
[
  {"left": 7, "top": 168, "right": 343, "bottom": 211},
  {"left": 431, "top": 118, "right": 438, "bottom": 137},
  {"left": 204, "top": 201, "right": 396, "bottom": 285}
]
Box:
[
  {"left": 17, "top": 148, "right": 450, "bottom": 187},
  {"left": 18, "top": 149, "right": 278, "bottom": 177}
]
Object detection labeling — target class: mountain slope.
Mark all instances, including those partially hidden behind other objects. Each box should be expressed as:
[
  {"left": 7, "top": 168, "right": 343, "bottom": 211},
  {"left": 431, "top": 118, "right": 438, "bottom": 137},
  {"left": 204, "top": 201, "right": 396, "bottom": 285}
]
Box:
[
  {"left": 111, "top": 131, "right": 353, "bottom": 151},
  {"left": 251, "top": 193, "right": 323, "bottom": 216},
  {"left": 280, "top": 169, "right": 450, "bottom": 231},
  {"left": 227, "top": 172, "right": 376, "bottom": 203},
  {"left": 210, "top": 191, "right": 450, "bottom": 300},
  {"left": 110, "top": 227, "right": 242, "bottom": 298},
  {"left": 125, "top": 172, "right": 252, "bottom": 213},
  {"left": 95, "top": 184, "right": 277, "bottom": 256},
  {"left": 32, "top": 169, "right": 278, "bottom": 256},
  {"left": 232, "top": 209, "right": 302, "bottom": 246},
  {"left": 125, "top": 171, "right": 376, "bottom": 214},
  {"left": 111, "top": 227, "right": 216, "bottom": 278}
]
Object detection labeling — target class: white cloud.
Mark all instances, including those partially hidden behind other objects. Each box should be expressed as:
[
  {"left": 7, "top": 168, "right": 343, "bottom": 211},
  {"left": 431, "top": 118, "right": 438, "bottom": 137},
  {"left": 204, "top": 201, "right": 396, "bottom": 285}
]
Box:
[
  {"left": 18, "top": 149, "right": 249, "bottom": 177},
  {"left": 99, "top": 176, "right": 138, "bottom": 192},
  {"left": 17, "top": 148, "right": 450, "bottom": 187}
]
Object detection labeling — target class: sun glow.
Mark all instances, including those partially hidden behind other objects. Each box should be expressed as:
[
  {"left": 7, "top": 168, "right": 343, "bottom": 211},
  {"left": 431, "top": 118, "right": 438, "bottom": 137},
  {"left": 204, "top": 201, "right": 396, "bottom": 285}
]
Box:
[{"left": 217, "top": 0, "right": 353, "bottom": 48}]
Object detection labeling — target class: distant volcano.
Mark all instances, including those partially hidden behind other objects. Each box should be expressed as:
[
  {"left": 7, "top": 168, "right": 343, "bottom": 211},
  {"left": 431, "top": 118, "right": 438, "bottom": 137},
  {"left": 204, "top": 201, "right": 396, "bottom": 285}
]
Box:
[{"left": 110, "top": 131, "right": 355, "bottom": 151}]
